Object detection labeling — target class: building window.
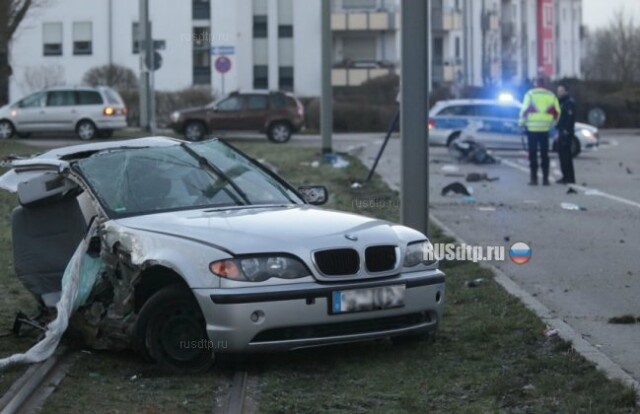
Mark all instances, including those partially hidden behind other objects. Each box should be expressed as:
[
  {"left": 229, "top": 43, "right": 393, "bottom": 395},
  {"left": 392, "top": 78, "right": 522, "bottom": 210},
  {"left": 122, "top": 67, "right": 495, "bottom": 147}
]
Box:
[
  {"left": 43, "top": 23, "right": 63, "bottom": 56},
  {"left": 279, "top": 66, "right": 294, "bottom": 91},
  {"left": 278, "top": 25, "right": 293, "bottom": 38},
  {"left": 253, "top": 15, "right": 267, "bottom": 38},
  {"left": 253, "top": 65, "right": 268, "bottom": 89},
  {"left": 193, "top": 0, "right": 211, "bottom": 20},
  {"left": 193, "top": 28, "right": 211, "bottom": 85},
  {"left": 342, "top": 0, "right": 377, "bottom": 10},
  {"left": 73, "top": 22, "right": 92, "bottom": 56},
  {"left": 455, "top": 36, "right": 461, "bottom": 59}
]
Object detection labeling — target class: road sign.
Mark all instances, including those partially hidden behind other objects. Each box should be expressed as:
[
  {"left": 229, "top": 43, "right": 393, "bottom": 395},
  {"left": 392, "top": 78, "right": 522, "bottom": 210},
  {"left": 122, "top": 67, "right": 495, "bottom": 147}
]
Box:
[
  {"left": 214, "top": 56, "right": 232, "bottom": 74},
  {"left": 145, "top": 51, "right": 163, "bottom": 71},
  {"left": 211, "top": 45, "right": 235, "bottom": 56}
]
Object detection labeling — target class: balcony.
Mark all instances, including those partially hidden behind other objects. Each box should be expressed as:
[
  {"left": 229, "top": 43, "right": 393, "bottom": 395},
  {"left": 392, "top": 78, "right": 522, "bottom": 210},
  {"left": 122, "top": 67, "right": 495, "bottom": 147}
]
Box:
[
  {"left": 432, "top": 7, "right": 463, "bottom": 32},
  {"left": 332, "top": 61, "right": 396, "bottom": 86},
  {"left": 331, "top": 10, "right": 397, "bottom": 31}
]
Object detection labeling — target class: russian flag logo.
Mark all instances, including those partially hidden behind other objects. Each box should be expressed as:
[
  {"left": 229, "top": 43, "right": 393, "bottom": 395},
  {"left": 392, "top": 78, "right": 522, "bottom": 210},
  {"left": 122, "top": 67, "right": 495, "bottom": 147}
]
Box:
[{"left": 509, "top": 242, "right": 532, "bottom": 265}]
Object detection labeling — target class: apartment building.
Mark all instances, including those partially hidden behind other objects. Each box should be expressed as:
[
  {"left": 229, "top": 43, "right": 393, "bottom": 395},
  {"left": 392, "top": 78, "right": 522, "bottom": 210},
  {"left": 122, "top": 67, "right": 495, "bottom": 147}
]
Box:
[{"left": 7, "top": 0, "right": 580, "bottom": 102}]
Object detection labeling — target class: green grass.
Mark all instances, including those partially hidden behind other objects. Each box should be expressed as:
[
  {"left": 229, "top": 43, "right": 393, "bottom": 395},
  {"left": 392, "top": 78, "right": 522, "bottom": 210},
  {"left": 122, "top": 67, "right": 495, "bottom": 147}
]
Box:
[{"left": 1, "top": 139, "right": 637, "bottom": 413}]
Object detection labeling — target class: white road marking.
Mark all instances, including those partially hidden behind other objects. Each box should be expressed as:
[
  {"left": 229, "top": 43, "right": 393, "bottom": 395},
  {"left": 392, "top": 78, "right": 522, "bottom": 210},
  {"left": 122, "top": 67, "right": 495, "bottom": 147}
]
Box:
[{"left": 501, "top": 158, "right": 640, "bottom": 210}]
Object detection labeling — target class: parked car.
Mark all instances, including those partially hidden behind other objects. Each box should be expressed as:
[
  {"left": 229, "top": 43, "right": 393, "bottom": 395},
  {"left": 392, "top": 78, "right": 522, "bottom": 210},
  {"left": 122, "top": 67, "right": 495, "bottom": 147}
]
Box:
[
  {"left": 0, "top": 86, "right": 128, "bottom": 141},
  {"left": 0, "top": 137, "right": 444, "bottom": 372},
  {"left": 169, "top": 90, "right": 305, "bottom": 143},
  {"left": 428, "top": 99, "right": 599, "bottom": 158}
]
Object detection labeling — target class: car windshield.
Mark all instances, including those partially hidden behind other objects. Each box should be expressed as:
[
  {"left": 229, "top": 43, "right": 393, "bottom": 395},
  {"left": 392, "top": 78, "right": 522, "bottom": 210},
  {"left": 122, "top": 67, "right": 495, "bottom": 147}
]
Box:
[{"left": 75, "top": 139, "right": 303, "bottom": 217}]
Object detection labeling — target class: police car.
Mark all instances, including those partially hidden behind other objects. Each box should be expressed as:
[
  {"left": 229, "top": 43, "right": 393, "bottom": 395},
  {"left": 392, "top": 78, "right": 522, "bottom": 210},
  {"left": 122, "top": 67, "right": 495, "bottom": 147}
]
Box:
[{"left": 428, "top": 98, "right": 599, "bottom": 158}]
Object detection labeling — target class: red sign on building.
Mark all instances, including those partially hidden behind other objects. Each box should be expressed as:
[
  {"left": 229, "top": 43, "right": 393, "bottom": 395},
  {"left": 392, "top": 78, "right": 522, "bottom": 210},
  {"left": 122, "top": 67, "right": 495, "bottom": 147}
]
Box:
[{"left": 537, "top": 0, "right": 555, "bottom": 77}]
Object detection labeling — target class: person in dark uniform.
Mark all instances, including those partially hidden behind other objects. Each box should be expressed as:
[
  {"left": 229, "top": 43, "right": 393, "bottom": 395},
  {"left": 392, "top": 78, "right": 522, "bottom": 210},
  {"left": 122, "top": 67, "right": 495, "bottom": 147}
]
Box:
[{"left": 556, "top": 84, "right": 576, "bottom": 184}]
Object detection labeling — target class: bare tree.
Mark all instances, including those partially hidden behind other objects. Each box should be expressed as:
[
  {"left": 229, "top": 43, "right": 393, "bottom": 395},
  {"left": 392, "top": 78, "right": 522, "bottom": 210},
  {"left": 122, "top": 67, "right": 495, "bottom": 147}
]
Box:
[
  {"left": 583, "top": 10, "right": 640, "bottom": 84},
  {"left": 0, "top": 0, "right": 46, "bottom": 104},
  {"left": 82, "top": 64, "right": 139, "bottom": 92},
  {"left": 18, "top": 64, "right": 64, "bottom": 93}
]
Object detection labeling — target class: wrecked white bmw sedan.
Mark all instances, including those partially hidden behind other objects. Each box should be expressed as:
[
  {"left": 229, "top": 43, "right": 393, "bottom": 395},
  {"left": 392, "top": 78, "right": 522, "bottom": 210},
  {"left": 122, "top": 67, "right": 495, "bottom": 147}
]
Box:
[{"left": 0, "top": 137, "right": 445, "bottom": 372}]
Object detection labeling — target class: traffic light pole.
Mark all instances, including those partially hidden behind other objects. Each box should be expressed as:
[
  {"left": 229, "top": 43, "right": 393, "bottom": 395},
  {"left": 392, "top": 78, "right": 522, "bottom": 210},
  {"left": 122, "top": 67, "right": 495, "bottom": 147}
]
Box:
[
  {"left": 400, "top": 0, "right": 430, "bottom": 235},
  {"left": 320, "top": 0, "right": 333, "bottom": 154},
  {"left": 139, "top": 0, "right": 155, "bottom": 133}
]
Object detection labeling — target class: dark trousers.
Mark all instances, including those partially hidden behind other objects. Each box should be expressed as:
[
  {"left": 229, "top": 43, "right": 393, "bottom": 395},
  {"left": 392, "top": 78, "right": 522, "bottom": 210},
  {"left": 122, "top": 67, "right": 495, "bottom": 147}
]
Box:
[
  {"left": 527, "top": 131, "right": 550, "bottom": 181},
  {"left": 558, "top": 133, "right": 575, "bottom": 183}
]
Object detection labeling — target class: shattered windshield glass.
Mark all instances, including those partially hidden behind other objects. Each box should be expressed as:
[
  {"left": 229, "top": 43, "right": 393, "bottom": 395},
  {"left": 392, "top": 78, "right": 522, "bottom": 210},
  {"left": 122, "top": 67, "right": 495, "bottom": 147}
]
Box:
[{"left": 76, "top": 140, "right": 302, "bottom": 217}]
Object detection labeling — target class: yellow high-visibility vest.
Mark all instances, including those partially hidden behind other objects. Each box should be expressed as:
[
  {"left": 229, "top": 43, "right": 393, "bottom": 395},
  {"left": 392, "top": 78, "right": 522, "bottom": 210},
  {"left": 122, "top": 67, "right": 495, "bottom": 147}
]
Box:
[{"left": 518, "top": 88, "right": 561, "bottom": 132}]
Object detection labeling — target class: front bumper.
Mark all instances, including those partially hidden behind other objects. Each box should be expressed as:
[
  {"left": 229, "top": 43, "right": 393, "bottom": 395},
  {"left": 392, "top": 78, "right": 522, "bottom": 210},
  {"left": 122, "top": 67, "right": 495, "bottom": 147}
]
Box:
[{"left": 192, "top": 269, "right": 445, "bottom": 352}]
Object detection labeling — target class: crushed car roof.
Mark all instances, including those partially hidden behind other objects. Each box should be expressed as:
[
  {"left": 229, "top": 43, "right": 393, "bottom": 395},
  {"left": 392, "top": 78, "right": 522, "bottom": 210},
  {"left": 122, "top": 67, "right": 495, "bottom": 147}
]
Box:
[{"left": 28, "top": 137, "right": 183, "bottom": 161}]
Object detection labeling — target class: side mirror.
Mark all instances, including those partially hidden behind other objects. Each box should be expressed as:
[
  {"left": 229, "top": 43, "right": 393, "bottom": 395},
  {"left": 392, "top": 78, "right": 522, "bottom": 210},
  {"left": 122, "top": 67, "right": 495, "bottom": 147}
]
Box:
[{"left": 298, "top": 185, "right": 328, "bottom": 205}]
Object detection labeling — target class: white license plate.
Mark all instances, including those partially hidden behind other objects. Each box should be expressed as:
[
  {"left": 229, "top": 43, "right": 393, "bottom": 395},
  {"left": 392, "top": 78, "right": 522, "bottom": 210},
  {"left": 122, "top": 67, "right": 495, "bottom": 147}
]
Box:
[{"left": 331, "top": 285, "right": 406, "bottom": 314}]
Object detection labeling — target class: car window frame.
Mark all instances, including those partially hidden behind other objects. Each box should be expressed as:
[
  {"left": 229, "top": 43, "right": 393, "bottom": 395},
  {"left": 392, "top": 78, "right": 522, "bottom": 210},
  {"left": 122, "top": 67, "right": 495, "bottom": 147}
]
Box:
[
  {"left": 76, "top": 90, "right": 104, "bottom": 106},
  {"left": 217, "top": 96, "right": 245, "bottom": 112},
  {"left": 14, "top": 92, "right": 47, "bottom": 109},
  {"left": 246, "top": 94, "right": 270, "bottom": 111}
]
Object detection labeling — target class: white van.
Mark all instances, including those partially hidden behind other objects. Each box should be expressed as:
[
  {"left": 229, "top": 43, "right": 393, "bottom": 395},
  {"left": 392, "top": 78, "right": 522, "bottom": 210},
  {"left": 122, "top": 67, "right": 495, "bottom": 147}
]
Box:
[{"left": 0, "top": 86, "right": 128, "bottom": 140}]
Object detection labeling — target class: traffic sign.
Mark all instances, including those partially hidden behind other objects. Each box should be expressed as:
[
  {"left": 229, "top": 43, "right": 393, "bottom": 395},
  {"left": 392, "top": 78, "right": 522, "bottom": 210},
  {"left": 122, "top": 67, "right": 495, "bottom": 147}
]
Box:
[
  {"left": 145, "top": 51, "right": 163, "bottom": 71},
  {"left": 214, "top": 56, "right": 232, "bottom": 74},
  {"left": 211, "top": 45, "right": 235, "bottom": 56}
]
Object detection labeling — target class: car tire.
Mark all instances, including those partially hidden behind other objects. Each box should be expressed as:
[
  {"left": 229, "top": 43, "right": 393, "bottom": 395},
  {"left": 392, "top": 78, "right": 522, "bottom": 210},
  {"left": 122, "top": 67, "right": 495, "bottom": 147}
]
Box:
[
  {"left": 445, "top": 131, "right": 461, "bottom": 147},
  {"left": 97, "top": 129, "right": 114, "bottom": 139},
  {"left": 571, "top": 136, "right": 581, "bottom": 158},
  {"left": 0, "top": 120, "right": 15, "bottom": 140},
  {"left": 134, "top": 284, "right": 214, "bottom": 373},
  {"left": 76, "top": 120, "right": 97, "bottom": 140},
  {"left": 267, "top": 121, "right": 292, "bottom": 143},
  {"left": 184, "top": 121, "right": 206, "bottom": 141},
  {"left": 17, "top": 132, "right": 31, "bottom": 139}
]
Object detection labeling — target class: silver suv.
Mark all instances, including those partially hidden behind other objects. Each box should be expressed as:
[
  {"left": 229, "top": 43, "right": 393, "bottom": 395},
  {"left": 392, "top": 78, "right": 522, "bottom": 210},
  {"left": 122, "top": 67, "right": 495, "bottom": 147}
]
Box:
[{"left": 0, "top": 86, "right": 128, "bottom": 140}]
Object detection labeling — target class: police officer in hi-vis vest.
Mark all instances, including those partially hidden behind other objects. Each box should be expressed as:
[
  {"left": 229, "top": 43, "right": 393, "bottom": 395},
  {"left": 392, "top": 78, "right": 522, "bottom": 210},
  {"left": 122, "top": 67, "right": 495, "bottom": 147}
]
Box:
[{"left": 518, "top": 78, "right": 561, "bottom": 186}]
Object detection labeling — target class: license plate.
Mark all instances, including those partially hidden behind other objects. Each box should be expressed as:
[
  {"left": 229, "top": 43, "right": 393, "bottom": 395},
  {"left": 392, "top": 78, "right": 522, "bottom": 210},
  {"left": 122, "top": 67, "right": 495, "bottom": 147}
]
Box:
[{"left": 331, "top": 285, "right": 405, "bottom": 314}]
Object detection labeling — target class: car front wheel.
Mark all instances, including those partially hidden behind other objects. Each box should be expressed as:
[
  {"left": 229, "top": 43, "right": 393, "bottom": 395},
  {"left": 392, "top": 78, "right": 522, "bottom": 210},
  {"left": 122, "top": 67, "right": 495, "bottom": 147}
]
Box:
[
  {"left": 267, "top": 121, "right": 292, "bottom": 143},
  {"left": 0, "top": 120, "right": 15, "bottom": 139},
  {"left": 76, "top": 120, "right": 97, "bottom": 140},
  {"left": 135, "top": 284, "right": 214, "bottom": 373},
  {"left": 184, "top": 121, "right": 206, "bottom": 141}
]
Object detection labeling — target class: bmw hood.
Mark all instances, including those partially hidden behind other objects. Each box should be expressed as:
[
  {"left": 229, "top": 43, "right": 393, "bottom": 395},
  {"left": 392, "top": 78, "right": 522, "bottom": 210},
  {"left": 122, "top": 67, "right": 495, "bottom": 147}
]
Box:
[{"left": 113, "top": 205, "right": 423, "bottom": 255}]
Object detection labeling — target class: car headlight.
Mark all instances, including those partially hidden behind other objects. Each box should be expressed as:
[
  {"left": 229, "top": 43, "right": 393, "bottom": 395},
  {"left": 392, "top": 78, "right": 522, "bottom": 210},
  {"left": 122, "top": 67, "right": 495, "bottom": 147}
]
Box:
[
  {"left": 581, "top": 129, "right": 595, "bottom": 140},
  {"left": 170, "top": 111, "right": 181, "bottom": 122},
  {"left": 403, "top": 241, "right": 438, "bottom": 267},
  {"left": 210, "top": 255, "right": 311, "bottom": 282}
]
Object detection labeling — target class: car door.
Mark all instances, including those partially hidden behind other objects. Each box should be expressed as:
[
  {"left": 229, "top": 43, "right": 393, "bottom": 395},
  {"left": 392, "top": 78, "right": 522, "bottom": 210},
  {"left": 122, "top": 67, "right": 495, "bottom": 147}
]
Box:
[
  {"left": 243, "top": 94, "right": 270, "bottom": 131},
  {"left": 10, "top": 92, "right": 48, "bottom": 132},
  {"left": 470, "top": 104, "right": 522, "bottom": 149},
  {"left": 209, "top": 95, "right": 245, "bottom": 131},
  {"left": 44, "top": 90, "right": 78, "bottom": 131}
]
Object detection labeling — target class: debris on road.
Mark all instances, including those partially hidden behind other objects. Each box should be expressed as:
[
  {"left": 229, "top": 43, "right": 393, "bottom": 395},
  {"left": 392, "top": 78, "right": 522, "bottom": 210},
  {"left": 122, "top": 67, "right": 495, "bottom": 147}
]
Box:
[
  {"left": 441, "top": 164, "right": 460, "bottom": 173},
  {"left": 566, "top": 187, "right": 578, "bottom": 195},
  {"left": 465, "top": 278, "right": 485, "bottom": 288},
  {"left": 504, "top": 236, "right": 511, "bottom": 242},
  {"left": 310, "top": 160, "right": 320, "bottom": 168},
  {"left": 350, "top": 181, "right": 363, "bottom": 189},
  {"left": 560, "top": 202, "right": 587, "bottom": 211},
  {"left": 448, "top": 140, "right": 498, "bottom": 165},
  {"left": 465, "top": 172, "right": 499, "bottom": 183},
  {"left": 463, "top": 196, "right": 477, "bottom": 203},
  {"left": 444, "top": 173, "right": 466, "bottom": 178},
  {"left": 477, "top": 207, "right": 496, "bottom": 212},
  {"left": 543, "top": 327, "right": 559, "bottom": 337},
  {"left": 441, "top": 182, "right": 471, "bottom": 197},
  {"left": 608, "top": 315, "right": 639, "bottom": 324},
  {"left": 626, "top": 167, "right": 633, "bottom": 175}
]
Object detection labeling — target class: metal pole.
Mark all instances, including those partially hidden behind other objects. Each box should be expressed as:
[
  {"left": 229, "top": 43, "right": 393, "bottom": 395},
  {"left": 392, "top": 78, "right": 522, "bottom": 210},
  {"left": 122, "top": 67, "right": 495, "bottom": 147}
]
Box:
[
  {"left": 138, "top": 0, "right": 150, "bottom": 131},
  {"left": 400, "top": 0, "right": 430, "bottom": 235},
  {"left": 365, "top": 109, "right": 399, "bottom": 183},
  {"left": 320, "top": 0, "right": 333, "bottom": 154}
]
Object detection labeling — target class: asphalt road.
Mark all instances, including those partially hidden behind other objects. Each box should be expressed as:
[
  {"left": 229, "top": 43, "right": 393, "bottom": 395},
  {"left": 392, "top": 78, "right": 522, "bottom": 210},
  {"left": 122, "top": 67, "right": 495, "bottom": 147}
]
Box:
[
  {"left": 343, "top": 131, "right": 640, "bottom": 382},
  {"left": 11, "top": 129, "right": 640, "bottom": 381}
]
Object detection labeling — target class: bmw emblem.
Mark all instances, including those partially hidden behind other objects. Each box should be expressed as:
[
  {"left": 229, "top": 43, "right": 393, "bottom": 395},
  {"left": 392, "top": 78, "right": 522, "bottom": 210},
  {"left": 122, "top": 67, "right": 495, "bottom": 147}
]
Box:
[{"left": 344, "top": 234, "right": 358, "bottom": 241}]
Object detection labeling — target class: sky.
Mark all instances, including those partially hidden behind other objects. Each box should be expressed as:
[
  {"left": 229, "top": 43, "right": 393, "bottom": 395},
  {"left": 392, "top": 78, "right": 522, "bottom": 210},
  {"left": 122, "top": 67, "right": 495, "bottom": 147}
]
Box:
[{"left": 583, "top": 0, "right": 640, "bottom": 29}]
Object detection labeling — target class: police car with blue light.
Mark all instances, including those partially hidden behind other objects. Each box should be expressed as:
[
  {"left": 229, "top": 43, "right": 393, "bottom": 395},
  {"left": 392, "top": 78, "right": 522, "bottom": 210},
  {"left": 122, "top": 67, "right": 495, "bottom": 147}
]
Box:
[{"left": 428, "top": 94, "right": 599, "bottom": 158}]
